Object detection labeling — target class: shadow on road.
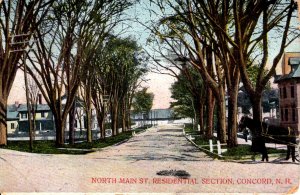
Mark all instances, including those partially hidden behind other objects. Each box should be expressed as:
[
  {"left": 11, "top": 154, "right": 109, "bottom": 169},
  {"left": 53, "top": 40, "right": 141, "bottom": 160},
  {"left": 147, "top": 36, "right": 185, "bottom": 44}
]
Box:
[
  {"left": 237, "top": 157, "right": 299, "bottom": 165},
  {"left": 126, "top": 153, "right": 212, "bottom": 162}
]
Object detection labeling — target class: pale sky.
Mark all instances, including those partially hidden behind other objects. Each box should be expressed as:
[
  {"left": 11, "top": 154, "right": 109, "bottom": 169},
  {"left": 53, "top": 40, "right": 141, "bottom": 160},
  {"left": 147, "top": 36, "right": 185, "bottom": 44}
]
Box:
[
  {"left": 7, "top": 1, "right": 300, "bottom": 109},
  {"left": 8, "top": 69, "right": 176, "bottom": 109},
  {"left": 142, "top": 72, "right": 176, "bottom": 109}
]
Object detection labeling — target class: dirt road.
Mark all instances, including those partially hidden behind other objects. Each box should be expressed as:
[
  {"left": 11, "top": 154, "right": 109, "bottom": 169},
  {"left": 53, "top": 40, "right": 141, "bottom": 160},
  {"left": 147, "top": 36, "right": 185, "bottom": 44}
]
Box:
[{"left": 0, "top": 124, "right": 298, "bottom": 193}]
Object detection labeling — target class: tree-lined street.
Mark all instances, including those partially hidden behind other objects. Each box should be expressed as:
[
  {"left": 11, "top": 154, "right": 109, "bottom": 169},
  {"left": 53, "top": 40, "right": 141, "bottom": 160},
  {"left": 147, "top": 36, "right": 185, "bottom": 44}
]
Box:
[
  {"left": 0, "top": 1, "right": 299, "bottom": 194},
  {"left": 0, "top": 124, "right": 298, "bottom": 193}
]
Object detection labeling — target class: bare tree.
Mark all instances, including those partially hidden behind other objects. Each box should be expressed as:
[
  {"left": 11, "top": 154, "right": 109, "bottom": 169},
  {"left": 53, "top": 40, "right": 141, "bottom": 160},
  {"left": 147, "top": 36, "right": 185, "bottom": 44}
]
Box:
[
  {"left": 0, "top": 0, "right": 54, "bottom": 145},
  {"left": 230, "top": 0, "right": 298, "bottom": 121},
  {"left": 144, "top": 2, "right": 228, "bottom": 143},
  {"left": 78, "top": 0, "right": 136, "bottom": 142},
  {"left": 23, "top": 74, "right": 40, "bottom": 151},
  {"left": 145, "top": 0, "right": 298, "bottom": 146},
  {"left": 27, "top": 1, "right": 92, "bottom": 146}
]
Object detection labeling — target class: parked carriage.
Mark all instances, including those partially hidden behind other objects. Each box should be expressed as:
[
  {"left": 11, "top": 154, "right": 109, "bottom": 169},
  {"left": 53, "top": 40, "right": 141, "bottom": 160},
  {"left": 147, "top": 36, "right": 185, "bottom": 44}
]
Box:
[{"left": 238, "top": 116, "right": 299, "bottom": 162}]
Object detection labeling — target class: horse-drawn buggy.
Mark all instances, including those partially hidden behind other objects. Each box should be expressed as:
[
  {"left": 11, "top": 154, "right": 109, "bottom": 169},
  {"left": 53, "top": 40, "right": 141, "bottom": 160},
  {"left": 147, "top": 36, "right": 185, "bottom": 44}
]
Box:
[{"left": 238, "top": 116, "right": 299, "bottom": 162}]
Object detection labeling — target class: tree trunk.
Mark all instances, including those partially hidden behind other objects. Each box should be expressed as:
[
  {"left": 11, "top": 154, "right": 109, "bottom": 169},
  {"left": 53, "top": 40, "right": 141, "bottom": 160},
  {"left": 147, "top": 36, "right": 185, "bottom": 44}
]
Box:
[
  {"left": 0, "top": 96, "right": 8, "bottom": 145},
  {"left": 226, "top": 60, "right": 240, "bottom": 147},
  {"left": 0, "top": 118, "right": 7, "bottom": 146},
  {"left": 122, "top": 112, "right": 126, "bottom": 132},
  {"left": 86, "top": 108, "right": 92, "bottom": 142},
  {"left": 121, "top": 99, "right": 127, "bottom": 132},
  {"left": 69, "top": 101, "right": 75, "bottom": 145},
  {"left": 126, "top": 111, "right": 131, "bottom": 130},
  {"left": 111, "top": 101, "right": 118, "bottom": 136},
  {"left": 251, "top": 94, "right": 263, "bottom": 121},
  {"left": 24, "top": 59, "right": 33, "bottom": 152},
  {"left": 206, "top": 87, "right": 215, "bottom": 138},
  {"left": 227, "top": 90, "right": 239, "bottom": 147},
  {"left": 55, "top": 118, "right": 65, "bottom": 147},
  {"left": 32, "top": 105, "right": 37, "bottom": 143},
  {"left": 94, "top": 103, "right": 106, "bottom": 140},
  {"left": 96, "top": 110, "right": 106, "bottom": 140},
  {"left": 198, "top": 103, "right": 204, "bottom": 133},
  {"left": 216, "top": 93, "right": 226, "bottom": 143},
  {"left": 205, "top": 42, "right": 215, "bottom": 138},
  {"left": 100, "top": 116, "right": 106, "bottom": 139},
  {"left": 216, "top": 106, "right": 221, "bottom": 141},
  {"left": 86, "top": 85, "right": 92, "bottom": 142},
  {"left": 191, "top": 97, "right": 199, "bottom": 132}
]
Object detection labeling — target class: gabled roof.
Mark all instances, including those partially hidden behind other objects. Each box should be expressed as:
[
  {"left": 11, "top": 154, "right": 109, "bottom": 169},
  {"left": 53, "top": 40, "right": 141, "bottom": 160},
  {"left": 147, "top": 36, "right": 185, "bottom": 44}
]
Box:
[{"left": 17, "top": 104, "right": 51, "bottom": 112}]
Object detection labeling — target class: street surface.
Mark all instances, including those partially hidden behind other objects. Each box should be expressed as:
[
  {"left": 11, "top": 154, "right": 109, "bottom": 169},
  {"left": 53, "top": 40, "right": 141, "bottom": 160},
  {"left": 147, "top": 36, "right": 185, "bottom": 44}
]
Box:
[{"left": 0, "top": 124, "right": 299, "bottom": 193}]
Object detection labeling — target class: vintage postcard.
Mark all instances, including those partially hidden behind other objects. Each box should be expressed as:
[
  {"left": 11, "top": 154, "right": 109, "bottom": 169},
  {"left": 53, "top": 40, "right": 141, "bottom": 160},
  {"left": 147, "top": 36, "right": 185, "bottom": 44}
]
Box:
[{"left": 0, "top": 0, "right": 299, "bottom": 194}]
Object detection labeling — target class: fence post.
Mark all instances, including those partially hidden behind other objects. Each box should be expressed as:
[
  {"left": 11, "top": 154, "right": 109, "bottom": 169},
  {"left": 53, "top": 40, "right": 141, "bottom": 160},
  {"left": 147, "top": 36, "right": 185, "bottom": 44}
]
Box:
[
  {"left": 217, "top": 140, "right": 221, "bottom": 155},
  {"left": 209, "top": 139, "right": 213, "bottom": 152}
]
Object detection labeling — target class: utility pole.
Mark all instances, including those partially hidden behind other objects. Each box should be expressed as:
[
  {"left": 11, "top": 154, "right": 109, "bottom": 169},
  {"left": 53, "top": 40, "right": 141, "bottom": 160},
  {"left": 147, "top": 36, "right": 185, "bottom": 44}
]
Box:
[{"left": 9, "top": 33, "right": 35, "bottom": 151}]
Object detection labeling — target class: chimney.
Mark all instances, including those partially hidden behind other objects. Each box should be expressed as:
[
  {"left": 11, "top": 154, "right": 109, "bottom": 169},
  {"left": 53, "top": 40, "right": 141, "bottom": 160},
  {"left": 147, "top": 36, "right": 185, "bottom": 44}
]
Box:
[
  {"left": 38, "top": 94, "right": 42, "bottom": 104},
  {"left": 14, "top": 101, "right": 20, "bottom": 108}
]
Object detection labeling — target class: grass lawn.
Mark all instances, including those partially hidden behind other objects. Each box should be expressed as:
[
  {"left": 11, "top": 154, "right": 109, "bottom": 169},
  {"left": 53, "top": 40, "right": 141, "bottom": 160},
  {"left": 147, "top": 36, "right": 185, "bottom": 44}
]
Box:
[
  {"left": 222, "top": 144, "right": 286, "bottom": 160},
  {"left": 184, "top": 123, "right": 286, "bottom": 160},
  {"left": 1, "top": 140, "right": 90, "bottom": 155},
  {"left": 0, "top": 126, "right": 150, "bottom": 155}
]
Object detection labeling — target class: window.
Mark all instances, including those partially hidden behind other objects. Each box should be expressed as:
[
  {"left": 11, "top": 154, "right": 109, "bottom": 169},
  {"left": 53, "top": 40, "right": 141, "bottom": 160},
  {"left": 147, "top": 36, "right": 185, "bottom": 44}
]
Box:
[
  {"left": 291, "top": 86, "right": 295, "bottom": 98},
  {"left": 41, "top": 111, "right": 46, "bottom": 118},
  {"left": 75, "top": 120, "right": 78, "bottom": 128},
  {"left": 21, "top": 113, "right": 27, "bottom": 119},
  {"left": 279, "top": 88, "right": 282, "bottom": 99},
  {"left": 292, "top": 109, "right": 296, "bottom": 122},
  {"left": 285, "top": 108, "right": 289, "bottom": 121},
  {"left": 281, "top": 109, "right": 284, "bottom": 121},
  {"left": 11, "top": 123, "right": 15, "bottom": 129},
  {"left": 283, "top": 87, "right": 287, "bottom": 98}
]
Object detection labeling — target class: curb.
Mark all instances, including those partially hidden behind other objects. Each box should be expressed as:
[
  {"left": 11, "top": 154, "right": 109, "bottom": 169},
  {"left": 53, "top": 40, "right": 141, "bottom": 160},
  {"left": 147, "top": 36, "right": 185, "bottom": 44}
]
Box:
[
  {"left": 135, "top": 129, "right": 147, "bottom": 135},
  {"left": 57, "top": 148, "right": 94, "bottom": 152},
  {"left": 113, "top": 138, "right": 131, "bottom": 146},
  {"left": 182, "top": 129, "right": 224, "bottom": 159},
  {"left": 222, "top": 153, "right": 287, "bottom": 163},
  {"left": 182, "top": 129, "right": 288, "bottom": 162}
]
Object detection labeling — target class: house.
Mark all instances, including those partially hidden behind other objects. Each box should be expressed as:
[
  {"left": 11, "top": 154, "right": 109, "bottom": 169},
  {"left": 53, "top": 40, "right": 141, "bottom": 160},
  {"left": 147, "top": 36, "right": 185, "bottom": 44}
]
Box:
[
  {"left": 61, "top": 95, "right": 98, "bottom": 133},
  {"left": 6, "top": 103, "right": 19, "bottom": 134},
  {"left": 17, "top": 104, "right": 55, "bottom": 132},
  {"left": 274, "top": 52, "right": 300, "bottom": 134}
]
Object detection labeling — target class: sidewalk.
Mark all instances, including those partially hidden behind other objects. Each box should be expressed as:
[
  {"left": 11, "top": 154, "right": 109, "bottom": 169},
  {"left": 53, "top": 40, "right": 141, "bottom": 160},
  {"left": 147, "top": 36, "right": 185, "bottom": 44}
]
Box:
[{"left": 237, "top": 135, "right": 287, "bottom": 150}]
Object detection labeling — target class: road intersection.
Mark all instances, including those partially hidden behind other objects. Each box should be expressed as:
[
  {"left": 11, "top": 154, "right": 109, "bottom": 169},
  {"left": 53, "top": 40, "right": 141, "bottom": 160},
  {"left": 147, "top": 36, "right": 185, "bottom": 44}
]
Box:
[{"left": 0, "top": 124, "right": 298, "bottom": 193}]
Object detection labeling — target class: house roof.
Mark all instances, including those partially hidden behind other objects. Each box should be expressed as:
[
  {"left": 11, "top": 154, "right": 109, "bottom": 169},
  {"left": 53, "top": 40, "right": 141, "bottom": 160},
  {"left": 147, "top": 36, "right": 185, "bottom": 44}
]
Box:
[
  {"left": 7, "top": 105, "right": 19, "bottom": 120},
  {"left": 17, "top": 104, "right": 51, "bottom": 112},
  {"left": 275, "top": 59, "right": 300, "bottom": 83},
  {"left": 60, "top": 95, "right": 84, "bottom": 107},
  {"left": 6, "top": 110, "right": 19, "bottom": 120}
]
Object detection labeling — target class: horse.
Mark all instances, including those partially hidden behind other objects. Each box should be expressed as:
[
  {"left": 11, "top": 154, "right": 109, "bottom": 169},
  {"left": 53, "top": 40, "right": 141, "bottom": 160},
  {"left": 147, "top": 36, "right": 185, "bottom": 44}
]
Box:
[{"left": 238, "top": 116, "right": 298, "bottom": 162}]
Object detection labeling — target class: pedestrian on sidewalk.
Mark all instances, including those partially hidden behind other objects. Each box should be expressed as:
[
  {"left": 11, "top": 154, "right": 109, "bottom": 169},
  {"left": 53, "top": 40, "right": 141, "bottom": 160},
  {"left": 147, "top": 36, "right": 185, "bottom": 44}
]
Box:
[{"left": 243, "top": 128, "right": 249, "bottom": 142}]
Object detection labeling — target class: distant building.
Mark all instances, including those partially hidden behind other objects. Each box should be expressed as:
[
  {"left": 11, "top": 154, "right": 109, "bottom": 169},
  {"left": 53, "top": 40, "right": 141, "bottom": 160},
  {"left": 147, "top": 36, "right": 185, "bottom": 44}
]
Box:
[
  {"left": 280, "top": 52, "right": 300, "bottom": 75},
  {"left": 17, "top": 104, "right": 55, "bottom": 132},
  {"left": 61, "top": 95, "right": 98, "bottom": 133},
  {"left": 131, "top": 109, "right": 174, "bottom": 121},
  {"left": 275, "top": 52, "right": 300, "bottom": 134},
  {"left": 6, "top": 95, "right": 96, "bottom": 136},
  {"left": 6, "top": 103, "right": 19, "bottom": 134}
]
